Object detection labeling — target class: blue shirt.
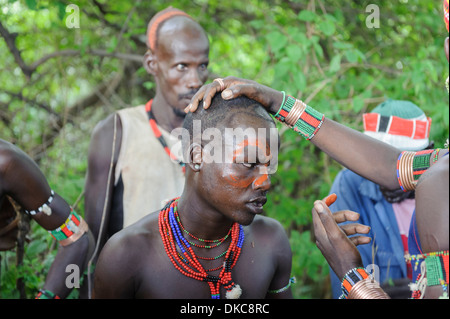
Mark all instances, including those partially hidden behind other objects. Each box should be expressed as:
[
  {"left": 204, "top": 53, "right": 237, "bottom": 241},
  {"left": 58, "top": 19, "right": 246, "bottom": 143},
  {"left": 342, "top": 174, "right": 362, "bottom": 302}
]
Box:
[{"left": 328, "top": 169, "right": 408, "bottom": 299}]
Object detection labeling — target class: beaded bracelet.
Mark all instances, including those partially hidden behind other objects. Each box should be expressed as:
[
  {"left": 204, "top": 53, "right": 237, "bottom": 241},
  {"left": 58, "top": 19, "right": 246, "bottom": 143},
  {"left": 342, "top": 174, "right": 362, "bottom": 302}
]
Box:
[
  {"left": 48, "top": 209, "right": 88, "bottom": 246},
  {"left": 25, "top": 190, "right": 54, "bottom": 216},
  {"left": 267, "top": 277, "right": 296, "bottom": 294},
  {"left": 347, "top": 278, "right": 390, "bottom": 299},
  {"left": 431, "top": 148, "right": 441, "bottom": 164},
  {"left": 274, "top": 91, "right": 287, "bottom": 120},
  {"left": 340, "top": 267, "right": 369, "bottom": 299},
  {"left": 397, "top": 150, "right": 434, "bottom": 192},
  {"left": 274, "top": 93, "right": 325, "bottom": 140},
  {"left": 412, "top": 149, "right": 434, "bottom": 182},
  {"left": 35, "top": 289, "right": 60, "bottom": 299}
]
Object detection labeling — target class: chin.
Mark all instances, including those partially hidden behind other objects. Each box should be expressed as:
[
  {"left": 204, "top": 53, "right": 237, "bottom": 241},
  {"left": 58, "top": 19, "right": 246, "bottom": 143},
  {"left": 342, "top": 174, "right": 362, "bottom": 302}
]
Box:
[
  {"left": 233, "top": 210, "right": 257, "bottom": 226},
  {"left": 173, "top": 107, "right": 187, "bottom": 118}
]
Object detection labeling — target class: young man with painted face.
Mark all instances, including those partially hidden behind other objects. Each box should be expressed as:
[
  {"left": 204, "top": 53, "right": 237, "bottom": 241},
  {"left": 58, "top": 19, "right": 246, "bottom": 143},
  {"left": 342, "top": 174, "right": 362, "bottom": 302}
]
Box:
[
  {"left": 93, "top": 94, "right": 367, "bottom": 299},
  {"left": 0, "top": 139, "right": 93, "bottom": 298},
  {"left": 93, "top": 95, "right": 293, "bottom": 299},
  {"left": 84, "top": 8, "right": 210, "bottom": 265}
]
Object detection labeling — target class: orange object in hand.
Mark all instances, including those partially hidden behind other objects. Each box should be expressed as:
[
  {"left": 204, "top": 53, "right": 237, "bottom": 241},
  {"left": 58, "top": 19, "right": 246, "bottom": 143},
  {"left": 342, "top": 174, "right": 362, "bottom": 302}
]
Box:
[{"left": 325, "top": 193, "right": 337, "bottom": 206}]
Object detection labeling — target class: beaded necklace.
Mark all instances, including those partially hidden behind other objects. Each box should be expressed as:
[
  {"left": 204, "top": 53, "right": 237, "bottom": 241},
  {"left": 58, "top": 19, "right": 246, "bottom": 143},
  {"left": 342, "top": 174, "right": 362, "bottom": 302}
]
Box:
[
  {"left": 174, "top": 207, "right": 232, "bottom": 249},
  {"left": 145, "top": 100, "right": 186, "bottom": 174},
  {"left": 158, "top": 198, "right": 244, "bottom": 299}
]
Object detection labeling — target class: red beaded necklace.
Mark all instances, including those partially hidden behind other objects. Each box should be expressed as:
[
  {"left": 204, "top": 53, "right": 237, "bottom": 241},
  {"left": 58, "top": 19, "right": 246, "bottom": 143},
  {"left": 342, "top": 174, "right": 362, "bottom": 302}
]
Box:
[{"left": 158, "top": 198, "right": 244, "bottom": 299}]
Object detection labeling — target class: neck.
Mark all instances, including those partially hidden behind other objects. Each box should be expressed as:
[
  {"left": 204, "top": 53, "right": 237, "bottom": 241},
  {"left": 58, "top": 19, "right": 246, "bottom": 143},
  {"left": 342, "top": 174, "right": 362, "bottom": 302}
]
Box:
[
  {"left": 177, "top": 187, "right": 234, "bottom": 241},
  {"left": 151, "top": 94, "right": 185, "bottom": 133}
]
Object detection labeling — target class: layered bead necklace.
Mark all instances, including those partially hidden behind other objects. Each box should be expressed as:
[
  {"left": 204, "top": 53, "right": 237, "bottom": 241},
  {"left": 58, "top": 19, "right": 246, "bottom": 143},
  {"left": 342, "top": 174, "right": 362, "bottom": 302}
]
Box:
[{"left": 158, "top": 198, "right": 244, "bottom": 299}]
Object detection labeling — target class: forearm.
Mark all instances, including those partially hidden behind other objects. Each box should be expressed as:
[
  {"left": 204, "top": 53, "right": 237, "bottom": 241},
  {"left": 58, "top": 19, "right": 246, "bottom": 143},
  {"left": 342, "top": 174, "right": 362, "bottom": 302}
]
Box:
[
  {"left": 310, "top": 118, "right": 401, "bottom": 189},
  {"left": 257, "top": 88, "right": 401, "bottom": 189},
  {"left": 41, "top": 231, "right": 94, "bottom": 298}
]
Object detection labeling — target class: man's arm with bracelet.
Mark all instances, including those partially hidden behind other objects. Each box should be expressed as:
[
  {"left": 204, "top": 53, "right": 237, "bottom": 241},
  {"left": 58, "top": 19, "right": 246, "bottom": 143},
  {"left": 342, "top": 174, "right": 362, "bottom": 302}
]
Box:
[
  {"left": 186, "top": 77, "right": 445, "bottom": 192},
  {"left": 0, "top": 141, "right": 94, "bottom": 299}
]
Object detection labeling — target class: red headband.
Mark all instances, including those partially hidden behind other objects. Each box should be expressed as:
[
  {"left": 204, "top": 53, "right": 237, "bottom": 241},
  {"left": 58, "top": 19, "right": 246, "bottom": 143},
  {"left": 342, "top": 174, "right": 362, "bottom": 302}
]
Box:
[
  {"left": 147, "top": 8, "right": 192, "bottom": 51},
  {"left": 363, "top": 113, "right": 432, "bottom": 140}
]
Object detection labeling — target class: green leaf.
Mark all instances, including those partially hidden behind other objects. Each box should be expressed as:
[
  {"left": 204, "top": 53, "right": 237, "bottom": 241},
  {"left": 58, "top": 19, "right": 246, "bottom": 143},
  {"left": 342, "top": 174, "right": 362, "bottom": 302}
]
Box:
[
  {"left": 286, "top": 45, "right": 303, "bottom": 64},
  {"left": 353, "top": 96, "right": 365, "bottom": 112},
  {"left": 25, "top": 0, "right": 37, "bottom": 10},
  {"left": 344, "top": 49, "right": 359, "bottom": 63},
  {"left": 298, "top": 10, "right": 316, "bottom": 22},
  {"left": 318, "top": 20, "right": 336, "bottom": 36},
  {"left": 329, "top": 54, "right": 342, "bottom": 73}
]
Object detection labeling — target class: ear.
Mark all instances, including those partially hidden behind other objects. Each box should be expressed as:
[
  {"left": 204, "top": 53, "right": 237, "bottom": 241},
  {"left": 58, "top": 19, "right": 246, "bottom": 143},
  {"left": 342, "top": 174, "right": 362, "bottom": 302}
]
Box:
[
  {"left": 188, "top": 143, "right": 203, "bottom": 171},
  {"left": 143, "top": 50, "right": 158, "bottom": 76}
]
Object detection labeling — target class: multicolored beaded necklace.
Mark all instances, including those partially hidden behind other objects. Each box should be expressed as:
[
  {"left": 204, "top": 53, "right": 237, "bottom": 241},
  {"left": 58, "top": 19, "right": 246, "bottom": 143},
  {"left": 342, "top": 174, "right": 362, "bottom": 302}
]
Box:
[
  {"left": 145, "top": 99, "right": 186, "bottom": 174},
  {"left": 158, "top": 198, "right": 244, "bottom": 299}
]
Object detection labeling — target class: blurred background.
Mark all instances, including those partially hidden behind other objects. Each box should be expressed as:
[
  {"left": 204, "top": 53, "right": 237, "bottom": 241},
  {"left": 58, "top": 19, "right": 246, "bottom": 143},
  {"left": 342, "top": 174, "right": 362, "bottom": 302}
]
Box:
[{"left": 0, "top": 0, "right": 448, "bottom": 298}]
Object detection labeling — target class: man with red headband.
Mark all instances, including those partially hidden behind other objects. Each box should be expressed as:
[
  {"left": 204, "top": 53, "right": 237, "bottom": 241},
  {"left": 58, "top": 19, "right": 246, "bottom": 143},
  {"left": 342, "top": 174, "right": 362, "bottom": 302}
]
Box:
[{"left": 84, "top": 7, "right": 210, "bottom": 283}]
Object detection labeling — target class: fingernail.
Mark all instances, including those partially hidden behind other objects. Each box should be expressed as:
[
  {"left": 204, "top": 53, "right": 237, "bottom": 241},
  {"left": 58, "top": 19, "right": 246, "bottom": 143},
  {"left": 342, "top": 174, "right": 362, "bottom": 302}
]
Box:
[
  {"left": 314, "top": 202, "right": 324, "bottom": 213},
  {"left": 222, "top": 89, "right": 232, "bottom": 99}
]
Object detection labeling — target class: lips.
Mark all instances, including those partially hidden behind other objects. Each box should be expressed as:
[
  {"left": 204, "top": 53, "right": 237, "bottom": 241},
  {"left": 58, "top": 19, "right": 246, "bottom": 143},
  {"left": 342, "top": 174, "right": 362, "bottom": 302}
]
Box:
[{"left": 247, "top": 197, "right": 267, "bottom": 214}]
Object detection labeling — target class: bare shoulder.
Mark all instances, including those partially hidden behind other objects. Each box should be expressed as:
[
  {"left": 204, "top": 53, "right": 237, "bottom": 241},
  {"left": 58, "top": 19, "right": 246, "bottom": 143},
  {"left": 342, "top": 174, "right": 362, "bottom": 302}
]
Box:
[
  {"left": 0, "top": 140, "right": 28, "bottom": 170},
  {"left": 249, "top": 215, "right": 290, "bottom": 249},
  {"left": 94, "top": 212, "right": 160, "bottom": 298},
  {"left": 99, "top": 212, "right": 159, "bottom": 265},
  {"left": 86, "top": 113, "right": 122, "bottom": 180},
  {"left": 415, "top": 155, "right": 449, "bottom": 252},
  {"left": 416, "top": 155, "right": 449, "bottom": 197},
  {"left": 0, "top": 140, "right": 15, "bottom": 174}
]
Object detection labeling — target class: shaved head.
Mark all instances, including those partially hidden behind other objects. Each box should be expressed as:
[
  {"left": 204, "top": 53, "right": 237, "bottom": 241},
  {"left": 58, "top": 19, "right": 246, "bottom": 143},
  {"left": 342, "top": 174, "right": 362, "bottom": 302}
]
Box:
[{"left": 146, "top": 8, "right": 208, "bottom": 53}]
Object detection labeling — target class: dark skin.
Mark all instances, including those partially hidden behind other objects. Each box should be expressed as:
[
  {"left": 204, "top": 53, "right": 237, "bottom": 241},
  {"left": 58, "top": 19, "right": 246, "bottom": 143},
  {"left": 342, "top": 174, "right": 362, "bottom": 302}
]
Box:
[
  {"left": 187, "top": 37, "right": 449, "bottom": 299},
  {"left": 84, "top": 16, "right": 210, "bottom": 254},
  {"left": 93, "top": 113, "right": 293, "bottom": 299},
  {"left": 94, "top": 108, "right": 367, "bottom": 299},
  {"left": 0, "top": 139, "right": 92, "bottom": 298}
]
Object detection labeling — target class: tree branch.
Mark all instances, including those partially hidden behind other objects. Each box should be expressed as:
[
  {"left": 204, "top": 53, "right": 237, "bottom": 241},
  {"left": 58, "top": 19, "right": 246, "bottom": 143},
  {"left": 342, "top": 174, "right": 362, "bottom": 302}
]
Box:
[
  {"left": 29, "top": 49, "right": 142, "bottom": 72},
  {"left": 0, "top": 21, "right": 142, "bottom": 77},
  {"left": 0, "top": 21, "right": 33, "bottom": 78}
]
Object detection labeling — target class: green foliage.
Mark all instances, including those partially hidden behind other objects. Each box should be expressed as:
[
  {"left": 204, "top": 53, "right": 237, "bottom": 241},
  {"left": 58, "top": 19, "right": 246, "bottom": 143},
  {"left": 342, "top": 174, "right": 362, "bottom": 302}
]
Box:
[{"left": 0, "top": 0, "right": 448, "bottom": 299}]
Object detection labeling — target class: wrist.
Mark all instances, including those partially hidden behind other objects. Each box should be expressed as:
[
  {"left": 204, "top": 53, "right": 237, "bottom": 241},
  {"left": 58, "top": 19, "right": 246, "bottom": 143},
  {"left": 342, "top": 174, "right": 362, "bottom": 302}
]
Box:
[
  {"left": 269, "top": 90, "right": 285, "bottom": 115},
  {"left": 273, "top": 93, "right": 324, "bottom": 140},
  {"left": 340, "top": 267, "right": 369, "bottom": 299}
]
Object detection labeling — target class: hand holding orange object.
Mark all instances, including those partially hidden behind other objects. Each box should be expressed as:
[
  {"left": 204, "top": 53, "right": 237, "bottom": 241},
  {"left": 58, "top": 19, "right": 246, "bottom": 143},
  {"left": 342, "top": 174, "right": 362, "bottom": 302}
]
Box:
[{"left": 311, "top": 193, "right": 371, "bottom": 280}]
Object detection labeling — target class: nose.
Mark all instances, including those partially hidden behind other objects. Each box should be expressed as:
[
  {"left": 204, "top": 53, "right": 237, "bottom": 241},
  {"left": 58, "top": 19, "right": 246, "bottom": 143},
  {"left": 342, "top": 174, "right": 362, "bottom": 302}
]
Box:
[
  {"left": 252, "top": 166, "right": 271, "bottom": 191},
  {"left": 187, "top": 68, "right": 203, "bottom": 90}
]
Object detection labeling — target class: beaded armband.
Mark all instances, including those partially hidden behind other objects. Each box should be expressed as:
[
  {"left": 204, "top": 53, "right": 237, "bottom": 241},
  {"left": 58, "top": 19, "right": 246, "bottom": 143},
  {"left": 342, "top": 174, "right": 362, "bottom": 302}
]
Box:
[
  {"left": 25, "top": 190, "right": 54, "bottom": 216},
  {"left": 36, "top": 289, "right": 60, "bottom": 299},
  {"left": 408, "top": 251, "right": 449, "bottom": 299},
  {"left": 340, "top": 267, "right": 369, "bottom": 299},
  {"left": 49, "top": 209, "right": 88, "bottom": 246},
  {"left": 267, "top": 277, "right": 296, "bottom": 294},
  {"left": 397, "top": 149, "right": 434, "bottom": 192},
  {"left": 274, "top": 94, "right": 324, "bottom": 140}
]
